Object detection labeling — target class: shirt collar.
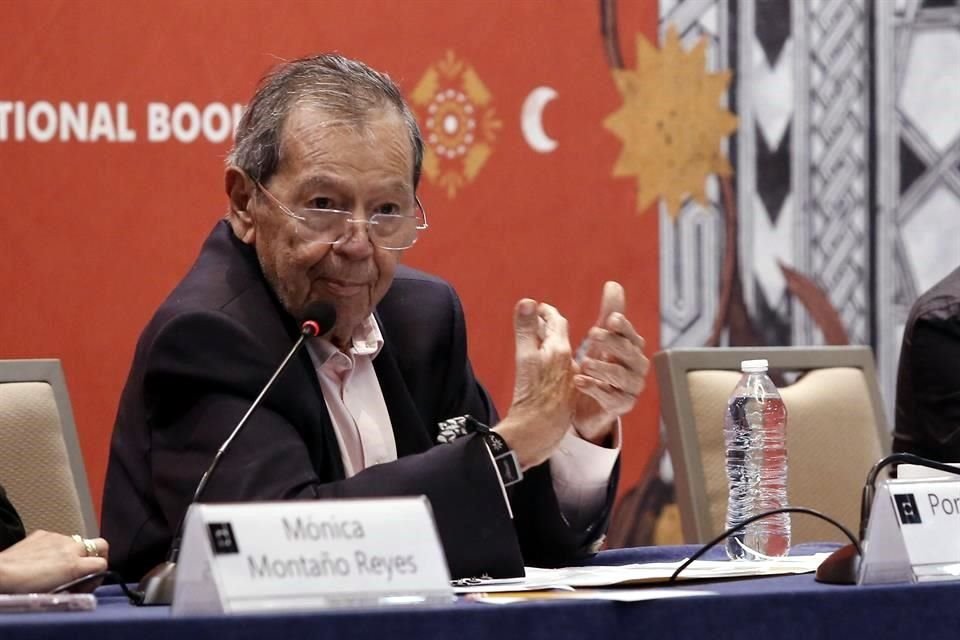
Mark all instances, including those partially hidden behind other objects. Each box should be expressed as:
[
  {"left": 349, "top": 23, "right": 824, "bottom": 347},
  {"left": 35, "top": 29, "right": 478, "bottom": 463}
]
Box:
[{"left": 309, "top": 313, "right": 384, "bottom": 365}]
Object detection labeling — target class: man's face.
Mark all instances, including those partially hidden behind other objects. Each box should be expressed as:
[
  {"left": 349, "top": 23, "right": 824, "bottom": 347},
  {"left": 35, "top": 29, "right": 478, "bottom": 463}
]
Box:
[{"left": 230, "top": 104, "right": 414, "bottom": 344}]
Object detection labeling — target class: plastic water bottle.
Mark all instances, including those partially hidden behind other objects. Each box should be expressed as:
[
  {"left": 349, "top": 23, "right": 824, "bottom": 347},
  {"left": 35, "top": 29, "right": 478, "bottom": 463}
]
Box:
[{"left": 723, "top": 359, "right": 790, "bottom": 560}]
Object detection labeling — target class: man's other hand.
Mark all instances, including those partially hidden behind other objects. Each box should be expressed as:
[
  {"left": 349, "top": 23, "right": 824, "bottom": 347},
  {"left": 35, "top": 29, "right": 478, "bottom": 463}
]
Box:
[{"left": 571, "top": 281, "right": 649, "bottom": 445}]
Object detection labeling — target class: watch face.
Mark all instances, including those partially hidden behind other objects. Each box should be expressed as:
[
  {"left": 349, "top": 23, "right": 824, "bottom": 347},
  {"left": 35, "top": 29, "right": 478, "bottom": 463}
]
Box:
[{"left": 495, "top": 452, "right": 522, "bottom": 486}]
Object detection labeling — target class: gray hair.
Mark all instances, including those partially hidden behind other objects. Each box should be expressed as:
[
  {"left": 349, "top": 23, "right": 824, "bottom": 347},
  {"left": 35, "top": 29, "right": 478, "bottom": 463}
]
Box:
[{"left": 226, "top": 53, "right": 424, "bottom": 188}]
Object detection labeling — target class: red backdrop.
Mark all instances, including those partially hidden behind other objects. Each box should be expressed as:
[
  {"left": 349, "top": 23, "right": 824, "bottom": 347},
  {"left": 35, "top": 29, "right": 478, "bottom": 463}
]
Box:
[{"left": 0, "top": 0, "right": 660, "bottom": 517}]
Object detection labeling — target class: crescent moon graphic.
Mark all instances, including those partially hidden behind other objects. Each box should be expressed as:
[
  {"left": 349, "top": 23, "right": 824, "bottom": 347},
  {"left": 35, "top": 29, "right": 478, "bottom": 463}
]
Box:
[{"left": 521, "top": 86, "right": 558, "bottom": 153}]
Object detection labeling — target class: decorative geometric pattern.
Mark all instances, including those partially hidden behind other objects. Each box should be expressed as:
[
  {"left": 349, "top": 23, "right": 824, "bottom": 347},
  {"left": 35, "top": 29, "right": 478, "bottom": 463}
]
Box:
[
  {"left": 899, "top": 137, "right": 928, "bottom": 196},
  {"left": 657, "top": 0, "right": 958, "bottom": 418},
  {"left": 657, "top": 0, "right": 730, "bottom": 349},
  {"left": 799, "top": 0, "right": 870, "bottom": 345},
  {"left": 755, "top": 0, "right": 792, "bottom": 65},
  {"left": 875, "top": 0, "right": 960, "bottom": 416},
  {"left": 659, "top": 195, "right": 723, "bottom": 347},
  {"left": 741, "top": 0, "right": 797, "bottom": 336},
  {"left": 756, "top": 122, "right": 791, "bottom": 224},
  {"left": 902, "top": 186, "right": 960, "bottom": 292},
  {"left": 604, "top": 28, "right": 737, "bottom": 217},
  {"left": 900, "top": 30, "right": 960, "bottom": 153},
  {"left": 410, "top": 51, "right": 502, "bottom": 199},
  {"left": 642, "top": 0, "right": 960, "bottom": 551},
  {"left": 751, "top": 190, "right": 795, "bottom": 343}
]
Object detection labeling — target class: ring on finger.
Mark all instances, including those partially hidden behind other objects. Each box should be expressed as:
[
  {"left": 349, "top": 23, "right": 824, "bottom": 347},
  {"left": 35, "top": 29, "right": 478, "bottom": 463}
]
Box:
[
  {"left": 72, "top": 534, "right": 98, "bottom": 557},
  {"left": 82, "top": 538, "right": 100, "bottom": 557}
]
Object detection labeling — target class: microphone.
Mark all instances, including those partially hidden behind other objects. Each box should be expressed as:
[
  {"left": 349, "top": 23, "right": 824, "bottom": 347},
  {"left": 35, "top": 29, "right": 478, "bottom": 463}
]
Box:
[
  {"left": 815, "top": 453, "right": 960, "bottom": 584},
  {"left": 136, "top": 302, "right": 337, "bottom": 605}
]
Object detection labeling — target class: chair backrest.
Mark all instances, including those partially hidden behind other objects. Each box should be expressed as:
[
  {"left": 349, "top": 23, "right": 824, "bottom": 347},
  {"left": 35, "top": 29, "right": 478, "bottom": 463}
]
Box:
[
  {"left": 655, "top": 346, "right": 889, "bottom": 545},
  {"left": 0, "top": 359, "right": 98, "bottom": 537}
]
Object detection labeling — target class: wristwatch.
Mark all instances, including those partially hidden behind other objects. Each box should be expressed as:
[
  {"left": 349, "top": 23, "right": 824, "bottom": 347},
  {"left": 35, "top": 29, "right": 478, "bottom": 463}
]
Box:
[{"left": 436, "top": 415, "right": 523, "bottom": 487}]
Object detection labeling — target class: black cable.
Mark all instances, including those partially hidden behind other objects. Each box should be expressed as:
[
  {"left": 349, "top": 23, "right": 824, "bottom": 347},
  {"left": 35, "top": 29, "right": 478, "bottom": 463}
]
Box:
[
  {"left": 49, "top": 571, "right": 144, "bottom": 605},
  {"left": 668, "top": 506, "right": 861, "bottom": 583},
  {"left": 859, "top": 453, "right": 960, "bottom": 539}
]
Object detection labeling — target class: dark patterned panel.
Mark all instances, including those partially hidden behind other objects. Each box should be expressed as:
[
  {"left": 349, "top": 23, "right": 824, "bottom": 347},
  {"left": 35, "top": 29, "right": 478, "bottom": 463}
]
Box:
[
  {"left": 807, "top": 0, "right": 870, "bottom": 345},
  {"left": 753, "top": 278, "right": 792, "bottom": 345},
  {"left": 899, "top": 137, "right": 928, "bottom": 195},
  {"left": 756, "top": 0, "right": 792, "bottom": 66},
  {"left": 757, "top": 122, "right": 792, "bottom": 222}
]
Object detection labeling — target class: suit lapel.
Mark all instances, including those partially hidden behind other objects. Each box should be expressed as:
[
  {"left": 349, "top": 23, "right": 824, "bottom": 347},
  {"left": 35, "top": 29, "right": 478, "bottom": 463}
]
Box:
[
  {"left": 372, "top": 339, "right": 433, "bottom": 458},
  {"left": 217, "top": 222, "right": 348, "bottom": 481}
]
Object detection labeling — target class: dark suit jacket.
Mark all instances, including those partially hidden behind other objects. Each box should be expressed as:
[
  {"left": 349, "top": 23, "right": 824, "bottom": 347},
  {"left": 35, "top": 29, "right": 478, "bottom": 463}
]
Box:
[
  {"left": 894, "top": 265, "right": 960, "bottom": 461},
  {"left": 0, "top": 484, "right": 25, "bottom": 551},
  {"left": 102, "top": 221, "right": 615, "bottom": 581}
]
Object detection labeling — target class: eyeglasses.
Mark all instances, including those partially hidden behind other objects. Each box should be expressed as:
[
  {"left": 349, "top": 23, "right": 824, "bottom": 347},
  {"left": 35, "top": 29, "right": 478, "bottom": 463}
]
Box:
[{"left": 255, "top": 182, "right": 428, "bottom": 250}]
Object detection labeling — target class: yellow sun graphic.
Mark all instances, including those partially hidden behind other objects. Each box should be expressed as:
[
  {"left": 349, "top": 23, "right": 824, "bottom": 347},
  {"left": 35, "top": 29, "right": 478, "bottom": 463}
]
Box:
[{"left": 604, "top": 26, "right": 738, "bottom": 217}]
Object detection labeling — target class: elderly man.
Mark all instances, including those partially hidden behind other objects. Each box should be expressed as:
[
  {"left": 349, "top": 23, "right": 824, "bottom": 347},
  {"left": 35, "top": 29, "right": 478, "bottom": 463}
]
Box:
[{"left": 102, "top": 54, "right": 648, "bottom": 581}]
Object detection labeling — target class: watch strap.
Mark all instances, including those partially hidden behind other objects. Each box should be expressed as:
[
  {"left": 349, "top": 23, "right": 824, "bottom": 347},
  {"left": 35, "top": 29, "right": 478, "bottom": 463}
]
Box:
[{"left": 436, "top": 415, "right": 523, "bottom": 487}]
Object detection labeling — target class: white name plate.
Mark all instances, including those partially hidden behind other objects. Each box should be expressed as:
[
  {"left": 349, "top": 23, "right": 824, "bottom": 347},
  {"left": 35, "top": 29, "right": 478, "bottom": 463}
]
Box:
[
  {"left": 860, "top": 478, "right": 960, "bottom": 585},
  {"left": 171, "top": 497, "right": 453, "bottom": 615}
]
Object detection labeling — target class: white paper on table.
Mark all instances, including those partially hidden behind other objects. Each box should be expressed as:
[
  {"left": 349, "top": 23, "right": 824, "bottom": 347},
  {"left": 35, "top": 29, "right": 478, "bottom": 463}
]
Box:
[
  {"left": 469, "top": 588, "right": 717, "bottom": 604},
  {"left": 454, "top": 579, "right": 574, "bottom": 593},
  {"left": 452, "top": 554, "right": 829, "bottom": 593}
]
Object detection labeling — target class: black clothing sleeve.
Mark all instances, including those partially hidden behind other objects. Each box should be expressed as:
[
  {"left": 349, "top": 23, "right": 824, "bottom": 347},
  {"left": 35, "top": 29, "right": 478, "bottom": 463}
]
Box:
[
  {"left": 894, "top": 315, "right": 960, "bottom": 460},
  {"left": 894, "top": 266, "right": 960, "bottom": 461},
  {"left": 0, "top": 484, "right": 26, "bottom": 551}
]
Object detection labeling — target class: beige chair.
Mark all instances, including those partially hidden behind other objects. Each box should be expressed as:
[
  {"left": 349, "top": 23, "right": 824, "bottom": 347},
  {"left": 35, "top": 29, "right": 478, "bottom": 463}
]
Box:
[
  {"left": 0, "top": 359, "right": 98, "bottom": 537},
  {"left": 654, "top": 346, "right": 889, "bottom": 545}
]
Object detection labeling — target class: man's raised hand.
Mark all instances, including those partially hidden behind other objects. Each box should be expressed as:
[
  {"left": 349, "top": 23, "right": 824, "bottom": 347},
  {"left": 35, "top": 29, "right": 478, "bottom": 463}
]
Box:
[{"left": 571, "top": 281, "right": 649, "bottom": 444}]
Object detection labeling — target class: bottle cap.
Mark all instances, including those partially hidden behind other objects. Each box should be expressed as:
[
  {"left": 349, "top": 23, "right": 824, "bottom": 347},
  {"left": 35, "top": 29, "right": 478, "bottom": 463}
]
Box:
[{"left": 740, "top": 359, "right": 769, "bottom": 373}]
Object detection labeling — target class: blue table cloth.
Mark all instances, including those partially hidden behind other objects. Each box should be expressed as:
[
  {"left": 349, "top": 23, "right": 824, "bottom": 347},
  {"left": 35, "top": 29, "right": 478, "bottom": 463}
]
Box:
[{"left": 0, "top": 544, "right": 954, "bottom": 640}]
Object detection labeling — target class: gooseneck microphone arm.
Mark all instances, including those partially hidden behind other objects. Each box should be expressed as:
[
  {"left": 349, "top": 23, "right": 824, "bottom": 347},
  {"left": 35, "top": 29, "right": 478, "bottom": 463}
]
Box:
[
  {"left": 189, "top": 328, "right": 313, "bottom": 503},
  {"left": 187, "top": 319, "right": 323, "bottom": 512},
  {"left": 815, "top": 452, "right": 960, "bottom": 585},
  {"left": 858, "top": 453, "right": 960, "bottom": 540},
  {"left": 165, "top": 317, "right": 324, "bottom": 564},
  {"left": 135, "top": 305, "right": 334, "bottom": 605}
]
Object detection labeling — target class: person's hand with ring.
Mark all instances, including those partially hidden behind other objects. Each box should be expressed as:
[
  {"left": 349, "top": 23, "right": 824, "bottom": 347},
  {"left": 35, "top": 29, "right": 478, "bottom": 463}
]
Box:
[{"left": 0, "top": 530, "right": 109, "bottom": 593}]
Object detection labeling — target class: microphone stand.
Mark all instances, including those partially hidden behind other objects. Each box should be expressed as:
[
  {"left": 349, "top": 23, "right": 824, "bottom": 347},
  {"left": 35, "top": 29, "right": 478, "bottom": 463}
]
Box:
[
  {"left": 815, "top": 453, "right": 960, "bottom": 584},
  {"left": 136, "top": 316, "right": 325, "bottom": 605}
]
